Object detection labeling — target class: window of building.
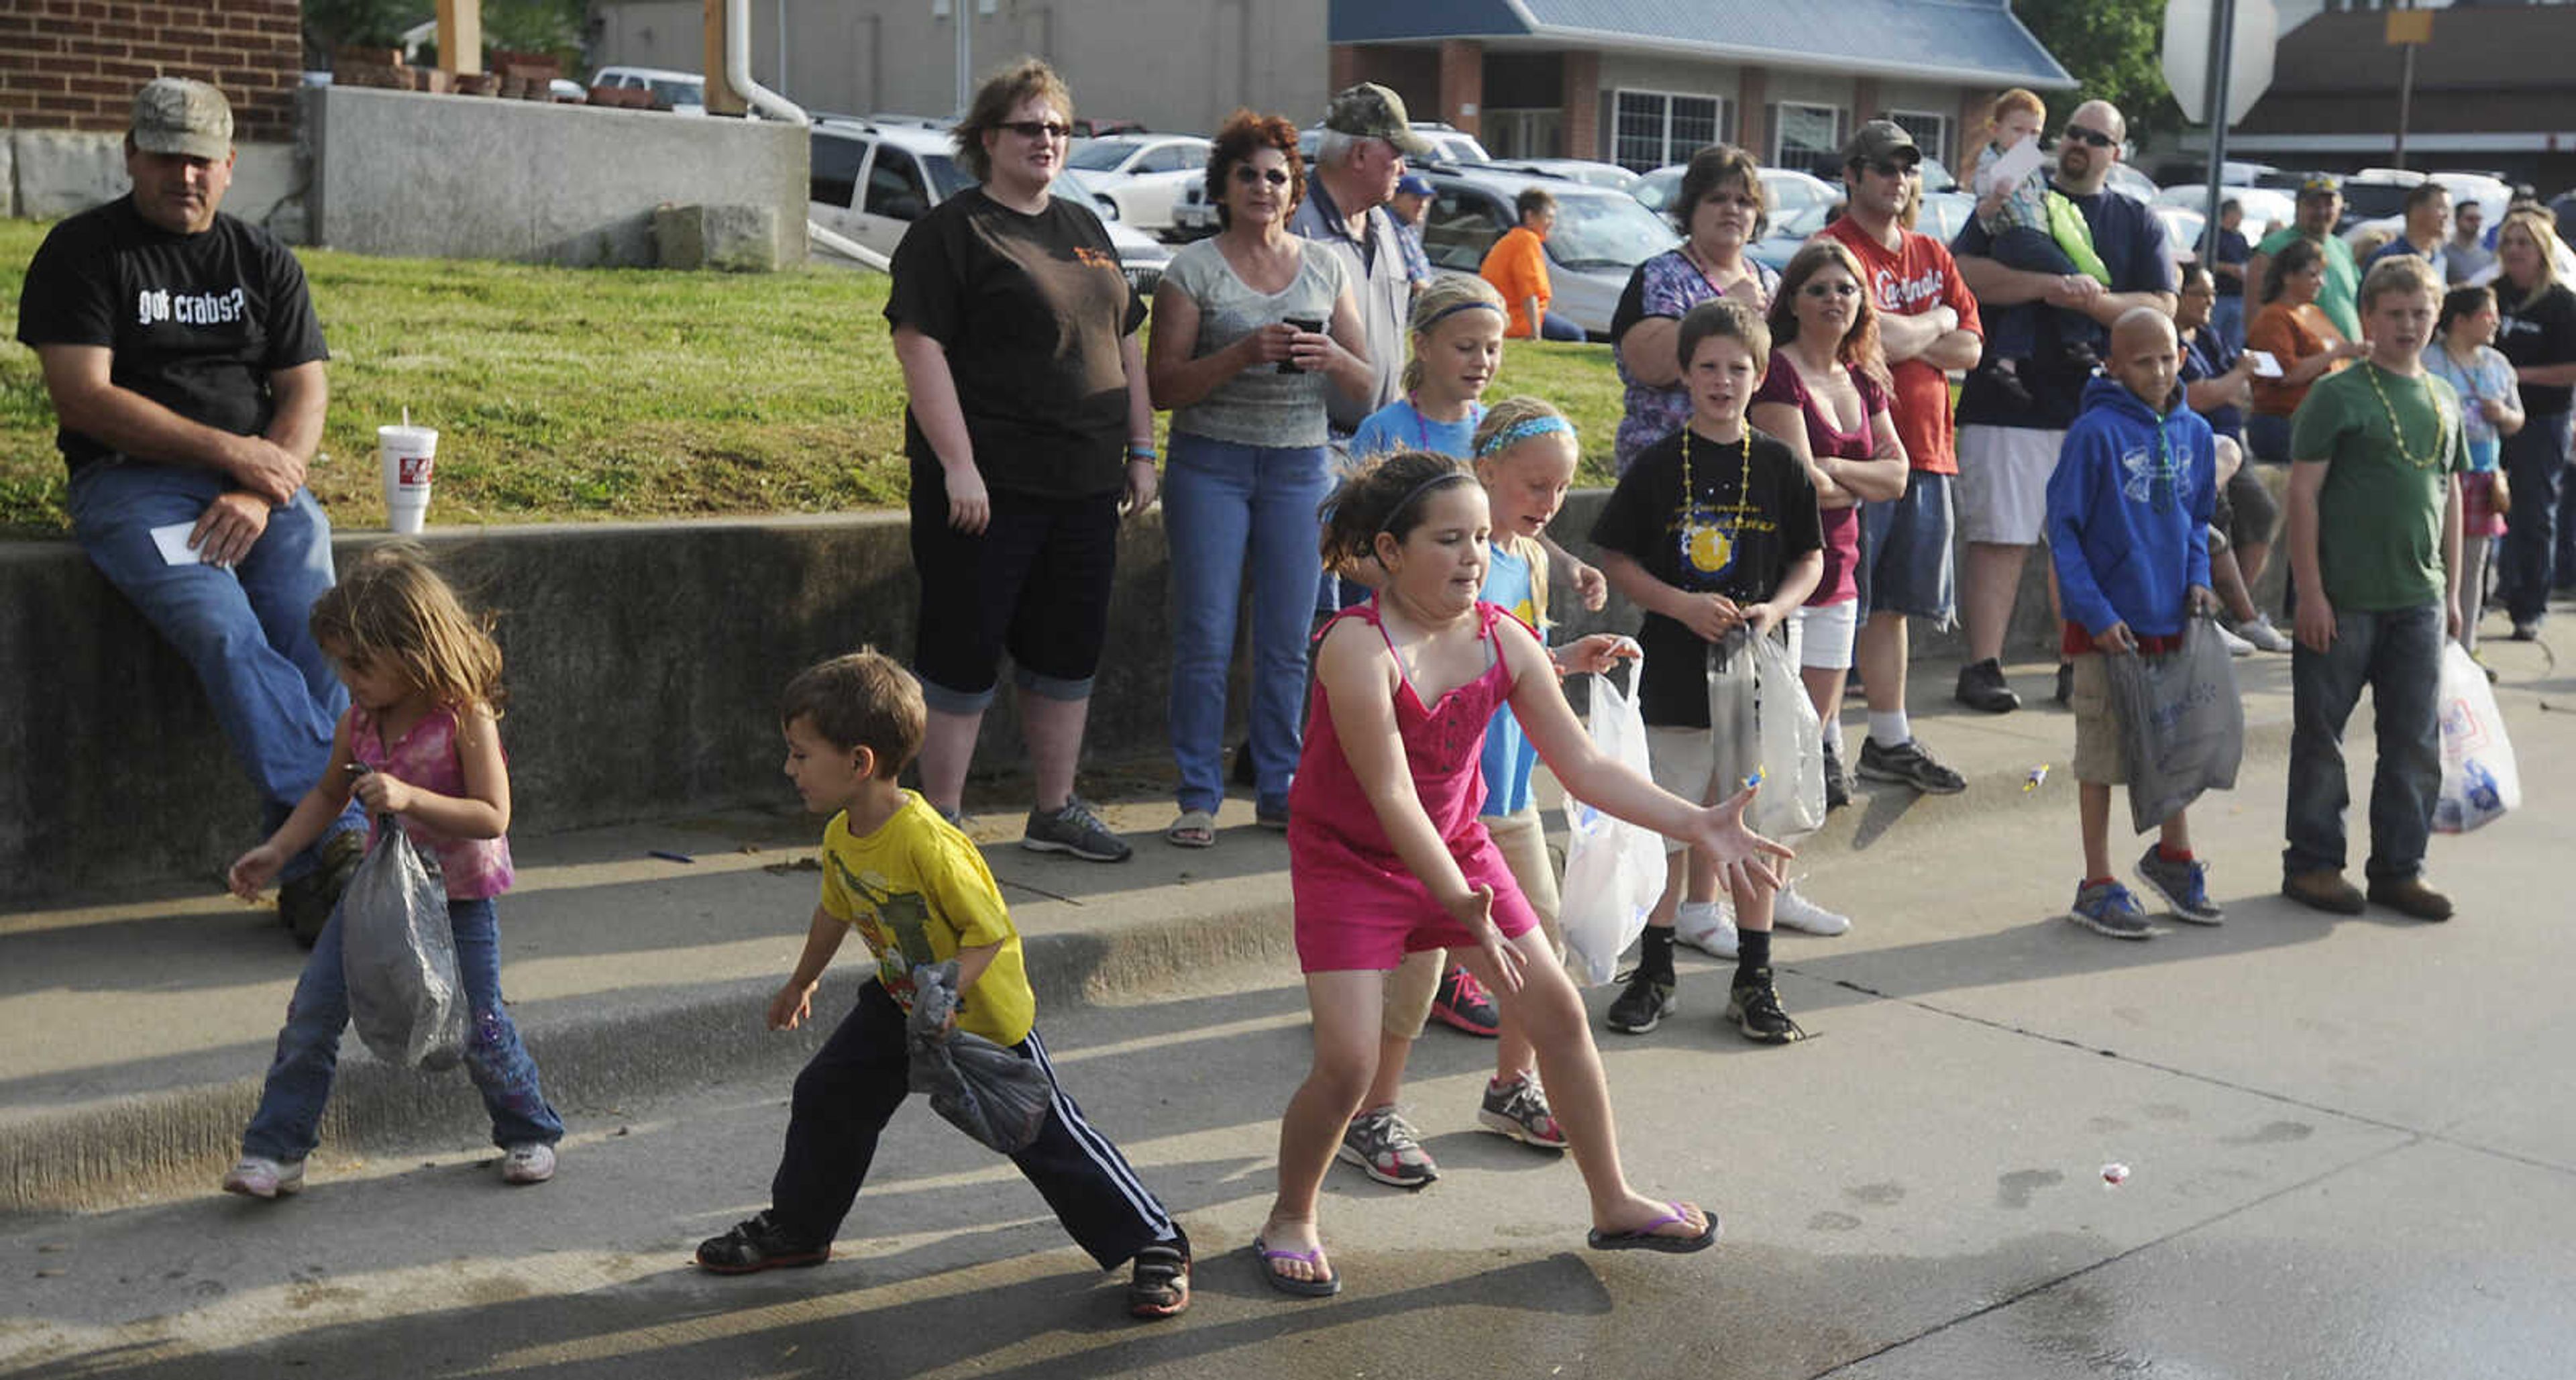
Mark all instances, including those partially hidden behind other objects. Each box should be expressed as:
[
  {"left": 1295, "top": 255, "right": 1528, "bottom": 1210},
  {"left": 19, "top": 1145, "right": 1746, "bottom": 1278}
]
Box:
[
  {"left": 1888, "top": 110, "right": 1950, "bottom": 168},
  {"left": 1484, "top": 108, "right": 1564, "bottom": 161},
  {"left": 1612, "top": 89, "right": 1727, "bottom": 172},
  {"left": 1772, "top": 102, "right": 1843, "bottom": 177}
]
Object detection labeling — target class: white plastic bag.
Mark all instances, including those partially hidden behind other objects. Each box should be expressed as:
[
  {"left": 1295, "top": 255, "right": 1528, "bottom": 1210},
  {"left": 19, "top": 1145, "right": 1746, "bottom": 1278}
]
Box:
[
  {"left": 2434, "top": 640, "right": 2520, "bottom": 833},
  {"left": 1558, "top": 653, "right": 1667, "bottom": 987},
  {"left": 1746, "top": 632, "right": 1827, "bottom": 838}
]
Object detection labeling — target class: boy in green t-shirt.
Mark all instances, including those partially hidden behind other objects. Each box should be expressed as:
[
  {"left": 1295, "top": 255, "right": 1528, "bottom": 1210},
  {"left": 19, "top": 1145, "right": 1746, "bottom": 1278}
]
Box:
[
  {"left": 694, "top": 649, "right": 1192, "bottom": 1320},
  {"left": 2281, "top": 256, "right": 2467, "bottom": 921}
]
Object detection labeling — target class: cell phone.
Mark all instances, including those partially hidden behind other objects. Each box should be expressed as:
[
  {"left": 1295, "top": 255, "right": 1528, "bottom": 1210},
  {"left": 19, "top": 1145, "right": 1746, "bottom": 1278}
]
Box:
[
  {"left": 2245, "top": 350, "right": 2282, "bottom": 378},
  {"left": 1277, "top": 315, "right": 1325, "bottom": 374}
]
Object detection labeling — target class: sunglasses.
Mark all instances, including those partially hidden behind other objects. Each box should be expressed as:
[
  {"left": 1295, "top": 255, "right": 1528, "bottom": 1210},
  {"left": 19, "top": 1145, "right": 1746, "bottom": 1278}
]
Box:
[
  {"left": 1231, "top": 165, "right": 1291, "bottom": 187},
  {"left": 1802, "top": 281, "right": 1860, "bottom": 299},
  {"left": 1864, "top": 158, "right": 1918, "bottom": 180},
  {"left": 998, "top": 119, "right": 1071, "bottom": 140},
  {"left": 2061, "top": 125, "right": 2116, "bottom": 149}
]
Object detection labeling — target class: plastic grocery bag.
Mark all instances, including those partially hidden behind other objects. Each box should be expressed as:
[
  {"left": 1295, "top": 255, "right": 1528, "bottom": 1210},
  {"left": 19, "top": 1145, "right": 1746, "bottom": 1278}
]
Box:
[
  {"left": 2433, "top": 640, "right": 2520, "bottom": 833},
  {"left": 1747, "top": 631, "right": 1827, "bottom": 838},
  {"left": 1559, "top": 652, "right": 1666, "bottom": 987},
  {"left": 2104, "top": 619, "right": 2244, "bottom": 835},
  {"left": 905, "top": 961, "right": 1054, "bottom": 1155},
  {"left": 339, "top": 811, "right": 468, "bottom": 1071}
]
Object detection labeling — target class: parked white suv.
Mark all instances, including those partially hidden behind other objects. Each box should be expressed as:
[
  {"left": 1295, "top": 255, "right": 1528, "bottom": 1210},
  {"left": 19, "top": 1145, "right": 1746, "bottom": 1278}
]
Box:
[
  {"left": 1063, "top": 134, "right": 1213, "bottom": 237},
  {"left": 807, "top": 118, "right": 1171, "bottom": 292},
  {"left": 590, "top": 65, "right": 705, "bottom": 115}
]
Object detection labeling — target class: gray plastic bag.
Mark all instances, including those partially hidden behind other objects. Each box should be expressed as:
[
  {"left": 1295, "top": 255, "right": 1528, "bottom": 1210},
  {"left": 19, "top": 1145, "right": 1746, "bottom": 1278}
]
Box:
[
  {"left": 339, "top": 809, "right": 468, "bottom": 1071},
  {"left": 904, "top": 961, "right": 1053, "bottom": 1155},
  {"left": 2104, "top": 619, "right": 2244, "bottom": 835}
]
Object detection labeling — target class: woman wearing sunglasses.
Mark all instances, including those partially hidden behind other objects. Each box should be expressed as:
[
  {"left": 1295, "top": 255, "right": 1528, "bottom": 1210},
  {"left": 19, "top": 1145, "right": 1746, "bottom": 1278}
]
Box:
[
  {"left": 1146, "top": 110, "right": 1372, "bottom": 847},
  {"left": 883, "top": 58, "right": 1158, "bottom": 861}
]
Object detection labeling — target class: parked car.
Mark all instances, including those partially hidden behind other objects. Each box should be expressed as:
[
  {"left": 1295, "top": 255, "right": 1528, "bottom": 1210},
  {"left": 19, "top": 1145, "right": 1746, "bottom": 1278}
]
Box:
[
  {"left": 1912, "top": 189, "right": 1978, "bottom": 244},
  {"left": 807, "top": 119, "right": 1171, "bottom": 293},
  {"left": 2153, "top": 183, "right": 2295, "bottom": 244},
  {"left": 1481, "top": 158, "right": 1637, "bottom": 190},
  {"left": 590, "top": 65, "right": 704, "bottom": 115},
  {"left": 2339, "top": 172, "right": 2510, "bottom": 258},
  {"left": 2103, "top": 161, "right": 2160, "bottom": 203},
  {"left": 2155, "top": 205, "right": 2208, "bottom": 268},
  {"left": 1063, "top": 134, "right": 1214, "bottom": 236},
  {"left": 1415, "top": 166, "right": 1678, "bottom": 336},
  {"left": 1294, "top": 122, "right": 1491, "bottom": 167},
  {"left": 1173, "top": 125, "right": 1499, "bottom": 239},
  {"left": 1071, "top": 117, "right": 1147, "bottom": 139}
]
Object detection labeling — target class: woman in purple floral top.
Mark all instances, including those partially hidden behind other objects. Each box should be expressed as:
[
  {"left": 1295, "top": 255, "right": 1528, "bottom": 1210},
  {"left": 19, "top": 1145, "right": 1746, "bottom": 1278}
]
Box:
[{"left": 1609, "top": 144, "right": 1780, "bottom": 470}]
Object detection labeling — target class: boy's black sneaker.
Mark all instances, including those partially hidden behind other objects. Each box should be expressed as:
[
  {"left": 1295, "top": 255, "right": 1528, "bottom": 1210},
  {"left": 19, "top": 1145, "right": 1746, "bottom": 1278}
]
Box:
[
  {"left": 696, "top": 1210, "right": 830, "bottom": 1275},
  {"left": 1855, "top": 737, "right": 1966, "bottom": 795},
  {"left": 1604, "top": 969, "right": 1675, "bottom": 1034},
  {"left": 1954, "top": 657, "right": 2020, "bottom": 713},
  {"left": 1127, "top": 1242, "right": 1191, "bottom": 1320},
  {"left": 276, "top": 829, "right": 365, "bottom": 949},
  {"left": 1725, "top": 968, "right": 1807, "bottom": 1045},
  {"left": 2054, "top": 661, "right": 2074, "bottom": 706}
]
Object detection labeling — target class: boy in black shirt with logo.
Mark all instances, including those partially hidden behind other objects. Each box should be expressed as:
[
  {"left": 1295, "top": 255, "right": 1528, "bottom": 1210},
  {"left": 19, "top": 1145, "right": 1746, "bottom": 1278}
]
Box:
[{"left": 1591, "top": 299, "right": 1825, "bottom": 1045}]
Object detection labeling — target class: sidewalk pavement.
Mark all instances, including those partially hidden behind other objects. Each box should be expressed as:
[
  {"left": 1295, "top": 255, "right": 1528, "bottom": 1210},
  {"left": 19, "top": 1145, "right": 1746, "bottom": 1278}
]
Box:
[{"left": 0, "top": 643, "right": 2376, "bottom": 1215}]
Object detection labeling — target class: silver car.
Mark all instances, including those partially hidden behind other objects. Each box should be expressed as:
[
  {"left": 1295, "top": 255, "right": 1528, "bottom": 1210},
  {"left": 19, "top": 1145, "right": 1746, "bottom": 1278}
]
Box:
[{"left": 1417, "top": 167, "right": 1678, "bottom": 337}]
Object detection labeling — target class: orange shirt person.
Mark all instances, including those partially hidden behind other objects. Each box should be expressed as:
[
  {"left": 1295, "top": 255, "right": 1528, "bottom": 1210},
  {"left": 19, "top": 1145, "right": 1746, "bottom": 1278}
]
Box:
[{"left": 1481, "top": 188, "right": 1574, "bottom": 341}]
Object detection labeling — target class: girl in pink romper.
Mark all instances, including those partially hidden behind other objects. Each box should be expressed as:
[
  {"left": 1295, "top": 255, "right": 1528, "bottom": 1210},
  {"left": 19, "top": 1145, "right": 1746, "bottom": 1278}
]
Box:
[
  {"left": 223, "top": 545, "right": 563, "bottom": 1200},
  {"left": 1253, "top": 451, "right": 1793, "bottom": 1297}
]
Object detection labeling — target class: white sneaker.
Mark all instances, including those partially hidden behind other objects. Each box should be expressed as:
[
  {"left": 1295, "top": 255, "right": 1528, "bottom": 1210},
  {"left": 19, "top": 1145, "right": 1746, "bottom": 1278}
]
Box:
[
  {"left": 2216, "top": 623, "right": 2256, "bottom": 657},
  {"left": 1675, "top": 899, "right": 1738, "bottom": 957},
  {"left": 221, "top": 1155, "right": 305, "bottom": 1200},
  {"left": 2233, "top": 615, "right": 2293, "bottom": 653},
  {"left": 1771, "top": 883, "right": 1851, "bottom": 937},
  {"left": 500, "top": 1142, "right": 557, "bottom": 1185}
]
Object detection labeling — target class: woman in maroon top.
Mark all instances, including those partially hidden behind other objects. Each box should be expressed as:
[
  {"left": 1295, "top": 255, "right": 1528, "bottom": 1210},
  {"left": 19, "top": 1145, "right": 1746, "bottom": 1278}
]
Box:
[{"left": 1752, "top": 240, "right": 1909, "bottom": 829}]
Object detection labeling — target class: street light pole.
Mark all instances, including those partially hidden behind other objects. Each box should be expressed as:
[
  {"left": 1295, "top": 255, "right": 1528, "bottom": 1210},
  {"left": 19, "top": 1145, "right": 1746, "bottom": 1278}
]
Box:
[{"left": 2200, "top": 0, "right": 2235, "bottom": 266}]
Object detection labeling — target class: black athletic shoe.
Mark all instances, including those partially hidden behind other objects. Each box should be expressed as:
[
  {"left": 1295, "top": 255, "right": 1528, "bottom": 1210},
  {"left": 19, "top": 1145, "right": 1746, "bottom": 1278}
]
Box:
[
  {"left": 1821, "top": 743, "right": 1850, "bottom": 812},
  {"left": 1954, "top": 657, "right": 2021, "bottom": 713},
  {"left": 1725, "top": 967, "right": 1807, "bottom": 1045},
  {"left": 1604, "top": 969, "right": 1676, "bottom": 1034},
  {"left": 276, "top": 829, "right": 365, "bottom": 949},
  {"left": 1855, "top": 737, "right": 1967, "bottom": 795},
  {"left": 696, "top": 1210, "right": 830, "bottom": 1275},
  {"left": 2054, "top": 661, "right": 2074, "bottom": 706}
]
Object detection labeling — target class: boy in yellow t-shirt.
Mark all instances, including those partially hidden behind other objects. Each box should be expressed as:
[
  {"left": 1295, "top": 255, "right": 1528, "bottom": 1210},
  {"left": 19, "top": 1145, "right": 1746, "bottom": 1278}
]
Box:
[{"left": 694, "top": 649, "right": 1192, "bottom": 1320}]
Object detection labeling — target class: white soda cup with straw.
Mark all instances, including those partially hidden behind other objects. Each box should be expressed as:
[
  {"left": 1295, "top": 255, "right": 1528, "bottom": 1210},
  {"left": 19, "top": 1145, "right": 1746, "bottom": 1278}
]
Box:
[{"left": 379, "top": 408, "right": 436, "bottom": 535}]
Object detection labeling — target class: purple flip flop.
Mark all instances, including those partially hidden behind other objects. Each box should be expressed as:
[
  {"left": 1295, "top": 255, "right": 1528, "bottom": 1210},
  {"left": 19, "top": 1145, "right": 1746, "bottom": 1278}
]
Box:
[
  {"left": 1250, "top": 1236, "right": 1341, "bottom": 1297},
  {"left": 1587, "top": 1201, "right": 1721, "bottom": 1254}
]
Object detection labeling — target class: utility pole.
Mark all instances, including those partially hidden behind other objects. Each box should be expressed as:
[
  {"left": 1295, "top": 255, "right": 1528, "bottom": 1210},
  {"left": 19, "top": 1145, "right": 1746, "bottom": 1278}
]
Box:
[{"left": 2199, "top": 0, "right": 2235, "bottom": 267}]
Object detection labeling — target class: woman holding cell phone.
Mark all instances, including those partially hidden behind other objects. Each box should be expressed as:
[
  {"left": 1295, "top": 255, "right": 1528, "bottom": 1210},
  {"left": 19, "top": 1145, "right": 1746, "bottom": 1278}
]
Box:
[{"left": 1148, "top": 108, "right": 1373, "bottom": 847}]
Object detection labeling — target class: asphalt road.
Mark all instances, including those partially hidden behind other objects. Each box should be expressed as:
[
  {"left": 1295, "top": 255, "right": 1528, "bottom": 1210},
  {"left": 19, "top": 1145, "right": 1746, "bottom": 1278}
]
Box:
[{"left": 7, "top": 676, "right": 2573, "bottom": 1379}]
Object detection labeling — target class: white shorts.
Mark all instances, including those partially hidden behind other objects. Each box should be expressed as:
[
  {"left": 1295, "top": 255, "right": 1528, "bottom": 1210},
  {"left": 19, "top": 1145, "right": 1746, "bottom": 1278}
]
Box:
[
  {"left": 1955, "top": 425, "right": 2067, "bottom": 545},
  {"left": 1793, "top": 600, "right": 1859, "bottom": 671}
]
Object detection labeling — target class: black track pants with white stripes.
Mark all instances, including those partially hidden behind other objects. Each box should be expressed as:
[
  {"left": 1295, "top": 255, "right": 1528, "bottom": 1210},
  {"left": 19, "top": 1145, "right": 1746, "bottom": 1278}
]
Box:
[{"left": 766, "top": 977, "right": 1184, "bottom": 1269}]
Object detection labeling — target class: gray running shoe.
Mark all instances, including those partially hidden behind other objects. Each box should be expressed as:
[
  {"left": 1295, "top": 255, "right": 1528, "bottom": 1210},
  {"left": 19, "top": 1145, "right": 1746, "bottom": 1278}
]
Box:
[
  {"left": 1021, "top": 796, "right": 1132, "bottom": 862},
  {"left": 1338, "top": 1105, "right": 1438, "bottom": 1188},
  {"left": 2068, "top": 880, "right": 2155, "bottom": 939},
  {"left": 1477, "top": 1072, "right": 1567, "bottom": 1150},
  {"left": 2134, "top": 847, "right": 2223, "bottom": 924}
]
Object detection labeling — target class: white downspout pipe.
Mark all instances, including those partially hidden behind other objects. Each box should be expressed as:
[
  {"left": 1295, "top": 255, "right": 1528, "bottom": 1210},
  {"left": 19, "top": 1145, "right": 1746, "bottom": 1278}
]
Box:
[{"left": 722, "top": 0, "right": 894, "bottom": 271}]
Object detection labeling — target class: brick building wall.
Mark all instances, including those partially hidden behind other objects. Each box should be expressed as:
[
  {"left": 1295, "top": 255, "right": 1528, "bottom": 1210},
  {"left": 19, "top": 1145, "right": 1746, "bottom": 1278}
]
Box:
[{"left": 0, "top": 0, "right": 303, "bottom": 142}]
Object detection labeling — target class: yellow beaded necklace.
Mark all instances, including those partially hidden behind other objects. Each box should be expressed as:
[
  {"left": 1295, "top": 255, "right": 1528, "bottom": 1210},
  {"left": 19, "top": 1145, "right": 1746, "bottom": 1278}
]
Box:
[{"left": 2359, "top": 361, "right": 2453, "bottom": 471}]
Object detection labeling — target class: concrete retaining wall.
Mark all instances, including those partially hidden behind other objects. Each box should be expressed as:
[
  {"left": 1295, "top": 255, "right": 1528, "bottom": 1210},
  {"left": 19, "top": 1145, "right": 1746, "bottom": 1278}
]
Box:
[
  {"left": 5, "top": 131, "right": 303, "bottom": 233},
  {"left": 305, "top": 86, "right": 806, "bottom": 268}
]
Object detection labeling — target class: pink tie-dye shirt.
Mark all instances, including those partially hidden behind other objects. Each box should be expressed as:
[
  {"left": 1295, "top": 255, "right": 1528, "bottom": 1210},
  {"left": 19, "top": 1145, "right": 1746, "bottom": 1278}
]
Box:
[{"left": 350, "top": 704, "right": 515, "bottom": 900}]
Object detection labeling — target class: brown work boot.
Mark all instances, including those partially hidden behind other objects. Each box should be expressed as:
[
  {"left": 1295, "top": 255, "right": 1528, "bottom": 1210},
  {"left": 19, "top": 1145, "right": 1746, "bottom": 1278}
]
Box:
[
  {"left": 2365, "top": 875, "right": 2454, "bottom": 922},
  {"left": 2281, "top": 869, "right": 2365, "bottom": 915}
]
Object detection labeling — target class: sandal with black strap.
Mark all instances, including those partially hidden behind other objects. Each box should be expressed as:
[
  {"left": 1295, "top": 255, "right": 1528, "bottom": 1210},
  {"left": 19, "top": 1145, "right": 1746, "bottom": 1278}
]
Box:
[
  {"left": 1165, "top": 810, "right": 1217, "bottom": 849},
  {"left": 1127, "top": 1242, "right": 1191, "bottom": 1319}
]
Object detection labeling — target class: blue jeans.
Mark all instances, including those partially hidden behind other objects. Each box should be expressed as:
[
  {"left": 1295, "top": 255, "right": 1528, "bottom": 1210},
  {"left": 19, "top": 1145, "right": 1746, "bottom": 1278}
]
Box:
[
  {"left": 2500, "top": 410, "right": 2573, "bottom": 622},
  {"left": 1163, "top": 433, "right": 1331, "bottom": 814},
  {"left": 68, "top": 460, "right": 360, "bottom": 873},
  {"left": 2210, "top": 295, "right": 2246, "bottom": 353},
  {"left": 2283, "top": 602, "right": 2443, "bottom": 884},
  {"left": 1539, "top": 311, "right": 1586, "bottom": 342},
  {"left": 244, "top": 894, "right": 562, "bottom": 1161}
]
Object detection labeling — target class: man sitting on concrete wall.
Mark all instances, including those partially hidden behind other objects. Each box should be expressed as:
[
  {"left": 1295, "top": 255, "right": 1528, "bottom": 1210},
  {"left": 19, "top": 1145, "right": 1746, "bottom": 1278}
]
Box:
[{"left": 15, "top": 76, "right": 362, "bottom": 943}]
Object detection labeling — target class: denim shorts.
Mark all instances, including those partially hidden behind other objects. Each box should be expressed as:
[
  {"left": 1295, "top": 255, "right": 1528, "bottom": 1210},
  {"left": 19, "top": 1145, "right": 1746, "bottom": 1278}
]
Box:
[{"left": 1855, "top": 470, "right": 1956, "bottom": 624}]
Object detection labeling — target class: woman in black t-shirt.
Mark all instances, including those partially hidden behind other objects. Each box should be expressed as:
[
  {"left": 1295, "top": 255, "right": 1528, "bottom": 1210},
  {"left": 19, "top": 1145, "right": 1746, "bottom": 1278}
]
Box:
[
  {"left": 884, "top": 58, "right": 1157, "bottom": 859},
  {"left": 2491, "top": 209, "right": 2576, "bottom": 637}
]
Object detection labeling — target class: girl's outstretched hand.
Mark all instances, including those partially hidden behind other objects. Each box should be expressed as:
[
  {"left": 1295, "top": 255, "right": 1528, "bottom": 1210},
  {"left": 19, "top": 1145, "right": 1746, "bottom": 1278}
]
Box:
[
  {"left": 227, "top": 844, "right": 285, "bottom": 901},
  {"left": 1692, "top": 786, "right": 1794, "bottom": 894},
  {"left": 1443, "top": 886, "right": 1526, "bottom": 995},
  {"left": 1571, "top": 560, "right": 1609, "bottom": 612},
  {"left": 1556, "top": 633, "right": 1638, "bottom": 678}
]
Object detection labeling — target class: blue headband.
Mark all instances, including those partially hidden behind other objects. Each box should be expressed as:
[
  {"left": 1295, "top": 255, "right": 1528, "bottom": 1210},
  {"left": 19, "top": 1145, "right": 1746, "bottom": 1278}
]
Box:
[
  {"left": 1422, "top": 299, "right": 1505, "bottom": 330},
  {"left": 1476, "top": 414, "right": 1574, "bottom": 457}
]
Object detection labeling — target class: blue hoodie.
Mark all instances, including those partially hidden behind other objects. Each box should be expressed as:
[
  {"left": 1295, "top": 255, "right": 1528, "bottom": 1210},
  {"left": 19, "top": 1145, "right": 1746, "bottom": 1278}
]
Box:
[{"left": 2045, "top": 375, "right": 2216, "bottom": 641}]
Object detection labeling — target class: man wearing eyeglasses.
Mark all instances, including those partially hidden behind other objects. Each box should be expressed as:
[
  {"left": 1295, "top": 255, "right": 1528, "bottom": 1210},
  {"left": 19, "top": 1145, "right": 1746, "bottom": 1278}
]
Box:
[
  {"left": 2244, "top": 174, "right": 2359, "bottom": 342},
  {"left": 1947, "top": 99, "right": 2177, "bottom": 715},
  {"left": 1821, "top": 120, "right": 1986, "bottom": 796}
]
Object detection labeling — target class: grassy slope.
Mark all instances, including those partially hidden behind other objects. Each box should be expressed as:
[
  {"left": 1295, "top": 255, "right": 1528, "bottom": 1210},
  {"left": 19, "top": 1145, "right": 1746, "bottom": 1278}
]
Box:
[{"left": 0, "top": 219, "right": 1625, "bottom": 533}]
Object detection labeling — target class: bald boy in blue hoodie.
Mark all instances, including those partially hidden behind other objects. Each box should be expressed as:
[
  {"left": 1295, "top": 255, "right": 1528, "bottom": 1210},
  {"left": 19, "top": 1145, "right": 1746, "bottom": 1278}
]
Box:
[{"left": 2047, "top": 307, "right": 2227, "bottom": 939}]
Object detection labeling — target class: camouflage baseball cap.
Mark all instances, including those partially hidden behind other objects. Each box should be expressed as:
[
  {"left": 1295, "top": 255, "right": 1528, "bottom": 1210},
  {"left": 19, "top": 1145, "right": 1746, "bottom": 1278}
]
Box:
[
  {"left": 1325, "top": 83, "right": 1432, "bottom": 156},
  {"left": 131, "top": 77, "right": 232, "bottom": 160},
  {"left": 1842, "top": 119, "right": 1920, "bottom": 168}
]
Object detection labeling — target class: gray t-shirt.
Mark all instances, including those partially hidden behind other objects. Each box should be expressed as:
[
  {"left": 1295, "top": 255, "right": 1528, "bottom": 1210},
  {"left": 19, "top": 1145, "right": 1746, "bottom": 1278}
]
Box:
[
  {"left": 1163, "top": 235, "right": 1349, "bottom": 449},
  {"left": 1291, "top": 175, "right": 1409, "bottom": 436}
]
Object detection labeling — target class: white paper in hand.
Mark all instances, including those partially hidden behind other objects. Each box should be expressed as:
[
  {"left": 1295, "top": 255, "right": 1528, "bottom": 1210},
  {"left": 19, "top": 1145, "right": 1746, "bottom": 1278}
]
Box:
[
  {"left": 149, "top": 521, "right": 206, "bottom": 566},
  {"left": 2245, "top": 350, "right": 2283, "bottom": 378},
  {"left": 1985, "top": 138, "right": 2044, "bottom": 199}
]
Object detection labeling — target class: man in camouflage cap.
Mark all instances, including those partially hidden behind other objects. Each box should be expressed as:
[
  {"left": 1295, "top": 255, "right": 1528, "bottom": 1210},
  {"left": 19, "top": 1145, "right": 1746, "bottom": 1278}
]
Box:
[
  {"left": 15, "top": 76, "right": 366, "bottom": 944},
  {"left": 1293, "top": 83, "right": 1428, "bottom": 437}
]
